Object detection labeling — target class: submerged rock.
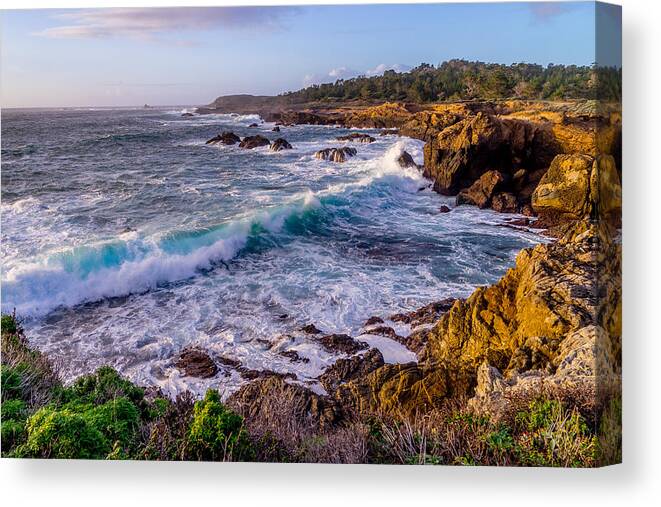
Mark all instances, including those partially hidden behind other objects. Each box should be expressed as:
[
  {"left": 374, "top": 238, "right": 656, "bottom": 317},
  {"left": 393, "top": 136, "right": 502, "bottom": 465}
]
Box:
[
  {"left": 300, "top": 324, "right": 322, "bottom": 335},
  {"left": 314, "top": 147, "right": 357, "bottom": 163},
  {"left": 272, "top": 126, "right": 281, "bottom": 132},
  {"left": 336, "top": 132, "right": 375, "bottom": 143},
  {"left": 181, "top": 112, "right": 195, "bottom": 117},
  {"left": 439, "top": 205, "right": 451, "bottom": 213},
  {"left": 175, "top": 348, "right": 218, "bottom": 378},
  {"left": 248, "top": 122, "right": 259, "bottom": 128},
  {"left": 270, "top": 138, "right": 293, "bottom": 151},
  {"left": 206, "top": 131, "right": 241, "bottom": 145},
  {"left": 239, "top": 135, "right": 270, "bottom": 149}
]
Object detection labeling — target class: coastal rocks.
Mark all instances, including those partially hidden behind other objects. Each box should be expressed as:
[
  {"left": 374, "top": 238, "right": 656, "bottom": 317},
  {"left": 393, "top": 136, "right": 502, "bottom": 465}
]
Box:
[
  {"left": 456, "top": 170, "right": 505, "bottom": 208},
  {"left": 316, "top": 334, "right": 369, "bottom": 355},
  {"left": 318, "top": 348, "right": 385, "bottom": 394},
  {"left": 248, "top": 122, "right": 259, "bottom": 128},
  {"left": 314, "top": 147, "right": 357, "bottom": 163},
  {"left": 206, "top": 131, "right": 241, "bottom": 145},
  {"left": 389, "top": 298, "right": 457, "bottom": 328},
  {"left": 300, "top": 324, "right": 322, "bottom": 335},
  {"left": 277, "top": 350, "right": 310, "bottom": 364},
  {"left": 272, "top": 126, "right": 281, "bottom": 132},
  {"left": 491, "top": 192, "right": 519, "bottom": 213},
  {"left": 174, "top": 348, "right": 218, "bottom": 378},
  {"left": 270, "top": 138, "right": 293, "bottom": 151},
  {"left": 228, "top": 375, "right": 345, "bottom": 430},
  {"left": 397, "top": 150, "right": 418, "bottom": 169},
  {"left": 181, "top": 112, "right": 195, "bottom": 117},
  {"left": 532, "top": 153, "right": 622, "bottom": 224},
  {"left": 239, "top": 135, "right": 270, "bottom": 149},
  {"left": 336, "top": 132, "right": 375, "bottom": 143},
  {"left": 439, "top": 205, "right": 451, "bottom": 213}
]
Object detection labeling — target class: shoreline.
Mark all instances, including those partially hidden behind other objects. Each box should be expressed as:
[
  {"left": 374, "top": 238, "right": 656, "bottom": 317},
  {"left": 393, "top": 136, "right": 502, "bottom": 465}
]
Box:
[{"left": 1, "top": 99, "right": 622, "bottom": 464}]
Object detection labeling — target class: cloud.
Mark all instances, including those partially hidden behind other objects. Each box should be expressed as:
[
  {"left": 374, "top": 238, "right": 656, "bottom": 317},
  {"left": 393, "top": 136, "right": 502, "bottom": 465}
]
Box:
[
  {"left": 365, "top": 63, "right": 412, "bottom": 77},
  {"left": 528, "top": 2, "right": 572, "bottom": 23},
  {"left": 33, "top": 7, "right": 299, "bottom": 40},
  {"left": 303, "top": 63, "right": 412, "bottom": 87}
]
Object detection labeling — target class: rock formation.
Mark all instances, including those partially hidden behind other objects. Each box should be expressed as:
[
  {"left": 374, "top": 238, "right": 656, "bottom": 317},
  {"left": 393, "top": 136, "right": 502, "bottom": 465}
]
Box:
[
  {"left": 314, "top": 147, "right": 357, "bottom": 163},
  {"left": 270, "top": 138, "right": 293, "bottom": 151},
  {"left": 239, "top": 135, "right": 270, "bottom": 149},
  {"left": 336, "top": 133, "right": 375, "bottom": 143},
  {"left": 206, "top": 131, "right": 241, "bottom": 145}
]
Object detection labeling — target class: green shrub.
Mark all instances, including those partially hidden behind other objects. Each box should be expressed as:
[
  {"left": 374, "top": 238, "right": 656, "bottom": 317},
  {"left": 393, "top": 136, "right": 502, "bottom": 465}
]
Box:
[
  {"left": 1, "top": 314, "right": 19, "bottom": 336},
  {"left": 186, "top": 389, "right": 254, "bottom": 461},
  {"left": 1, "top": 399, "right": 27, "bottom": 420},
  {"left": 58, "top": 366, "right": 144, "bottom": 407},
  {"left": 15, "top": 406, "right": 109, "bottom": 459}
]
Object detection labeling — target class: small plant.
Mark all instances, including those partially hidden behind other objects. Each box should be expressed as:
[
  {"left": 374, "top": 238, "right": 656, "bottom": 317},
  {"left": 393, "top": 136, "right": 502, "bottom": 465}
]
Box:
[{"left": 186, "top": 389, "right": 254, "bottom": 461}]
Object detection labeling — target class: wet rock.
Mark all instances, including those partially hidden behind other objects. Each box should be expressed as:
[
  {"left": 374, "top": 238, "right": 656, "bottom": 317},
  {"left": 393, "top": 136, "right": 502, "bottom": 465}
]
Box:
[
  {"left": 181, "top": 112, "right": 195, "bottom": 117},
  {"left": 205, "top": 131, "right": 241, "bottom": 145},
  {"left": 363, "top": 316, "right": 384, "bottom": 327},
  {"left": 380, "top": 129, "right": 399, "bottom": 136},
  {"left": 318, "top": 348, "right": 384, "bottom": 393},
  {"left": 217, "top": 356, "right": 242, "bottom": 369},
  {"left": 316, "top": 334, "right": 368, "bottom": 355},
  {"left": 336, "top": 132, "right": 375, "bottom": 143},
  {"left": 364, "top": 326, "right": 403, "bottom": 341},
  {"left": 397, "top": 150, "right": 418, "bottom": 169},
  {"left": 239, "top": 135, "right": 270, "bottom": 149},
  {"left": 272, "top": 126, "right": 281, "bottom": 132},
  {"left": 314, "top": 147, "right": 357, "bottom": 163},
  {"left": 270, "top": 138, "right": 293, "bottom": 151},
  {"left": 248, "top": 122, "right": 259, "bottom": 128},
  {"left": 175, "top": 348, "right": 218, "bottom": 378},
  {"left": 300, "top": 324, "right": 322, "bottom": 335},
  {"left": 439, "top": 205, "right": 451, "bottom": 213},
  {"left": 278, "top": 350, "right": 310, "bottom": 364},
  {"left": 389, "top": 298, "right": 457, "bottom": 327},
  {"left": 238, "top": 368, "right": 296, "bottom": 381}
]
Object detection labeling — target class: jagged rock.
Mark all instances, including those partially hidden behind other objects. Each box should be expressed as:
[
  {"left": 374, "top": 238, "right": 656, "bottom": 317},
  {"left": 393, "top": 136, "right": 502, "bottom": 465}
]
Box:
[
  {"left": 228, "top": 376, "right": 344, "bottom": 429},
  {"left": 205, "top": 131, "right": 241, "bottom": 145},
  {"left": 239, "top": 135, "right": 270, "bottom": 149},
  {"left": 318, "top": 348, "right": 384, "bottom": 393},
  {"left": 278, "top": 350, "right": 310, "bottom": 364},
  {"left": 181, "top": 112, "right": 195, "bottom": 117},
  {"left": 491, "top": 192, "right": 519, "bottom": 213},
  {"left": 397, "top": 151, "right": 418, "bottom": 169},
  {"left": 174, "top": 348, "right": 218, "bottom": 378},
  {"left": 300, "top": 324, "right": 322, "bottom": 335},
  {"left": 363, "top": 316, "right": 384, "bottom": 327},
  {"left": 248, "top": 122, "right": 259, "bottom": 128},
  {"left": 270, "top": 138, "right": 293, "bottom": 151},
  {"left": 316, "top": 334, "right": 369, "bottom": 355},
  {"left": 532, "top": 153, "right": 621, "bottom": 223},
  {"left": 336, "top": 132, "right": 375, "bottom": 143},
  {"left": 272, "top": 126, "right": 281, "bottom": 132},
  {"left": 364, "top": 326, "right": 402, "bottom": 340},
  {"left": 314, "top": 147, "right": 357, "bottom": 163},
  {"left": 439, "top": 205, "right": 451, "bottom": 213},
  {"left": 238, "top": 368, "right": 296, "bottom": 381},
  {"left": 456, "top": 170, "right": 505, "bottom": 208},
  {"left": 389, "top": 298, "right": 457, "bottom": 327},
  {"left": 380, "top": 129, "right": 399, "bottom": 136}
]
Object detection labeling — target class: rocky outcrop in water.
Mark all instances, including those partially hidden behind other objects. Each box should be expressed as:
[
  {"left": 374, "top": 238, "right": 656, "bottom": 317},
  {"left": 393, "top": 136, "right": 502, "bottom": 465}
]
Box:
[
  {"left": 397, "top": 150, "right": 418, "bottom": 169},
  {"left": 270, "top": 138, "right": 293, "bottom": 152},
  {"left": 206, "top": 131, "right": 241, "bottom": 145},
  {"left": 175, "top": 348, "right": 218, "bottom": 378},
  {"left": 239, "top": 135, "right": 270, "bottom": 149},
  {"left": 314, "top": 147, "right": 357, "bottom": 163},
  {"left": 336, "top": 133, "right": 375, "bottom": 143}
]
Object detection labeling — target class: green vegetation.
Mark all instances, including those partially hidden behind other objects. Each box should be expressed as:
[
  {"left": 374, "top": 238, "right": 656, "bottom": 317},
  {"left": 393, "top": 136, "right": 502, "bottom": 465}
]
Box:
[
  {"left": 1, "top": 313, "right": 619, "bottom": 465},
  {"left": 281, "top": 60, "right": 621, "bottom": 104}
]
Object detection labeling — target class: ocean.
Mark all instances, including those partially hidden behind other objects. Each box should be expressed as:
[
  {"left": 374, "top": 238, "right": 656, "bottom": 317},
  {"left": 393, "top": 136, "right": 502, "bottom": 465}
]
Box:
[{"left": 1, "top": 107, "right": 542, "bottom": 397}]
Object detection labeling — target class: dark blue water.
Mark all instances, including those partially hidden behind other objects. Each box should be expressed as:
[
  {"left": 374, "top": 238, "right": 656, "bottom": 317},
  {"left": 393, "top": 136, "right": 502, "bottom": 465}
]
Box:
[{"left": 1, "top": 107, "right": 542, "bottom": 396}]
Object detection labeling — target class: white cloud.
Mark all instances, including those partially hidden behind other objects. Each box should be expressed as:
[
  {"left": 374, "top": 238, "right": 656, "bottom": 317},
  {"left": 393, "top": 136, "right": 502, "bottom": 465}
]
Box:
[
  {"left": 365, "top": 63, "right": 412, "bottom": 77},
  {"left": 33, "top": 7, "right": 298, "bottom": 40}
]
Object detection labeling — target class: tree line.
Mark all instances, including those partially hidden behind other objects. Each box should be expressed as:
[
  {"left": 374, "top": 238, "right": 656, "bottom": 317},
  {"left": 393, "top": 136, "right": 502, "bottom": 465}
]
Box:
[{"left": 280, "top": 60, "right": 621, "bottom": 103}]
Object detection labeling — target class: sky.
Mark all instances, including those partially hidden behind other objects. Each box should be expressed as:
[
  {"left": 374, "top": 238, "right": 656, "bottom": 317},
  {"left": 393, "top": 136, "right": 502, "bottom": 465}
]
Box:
[{"left": 0, "top": 2, "right": 616, "bottom": 108}]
